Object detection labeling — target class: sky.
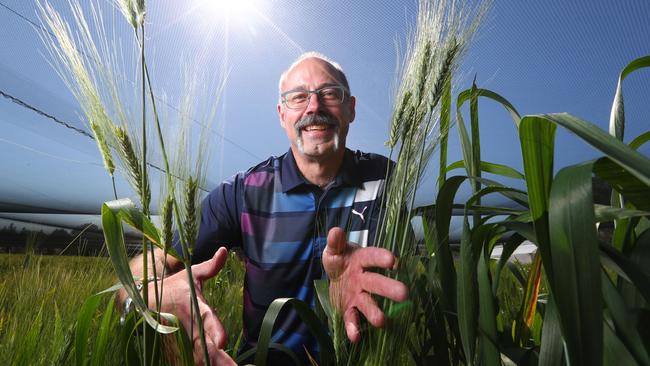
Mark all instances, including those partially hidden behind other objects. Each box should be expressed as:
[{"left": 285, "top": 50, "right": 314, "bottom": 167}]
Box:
[{"left": 1, "top": 0, "right": 649, "bottom": 232}]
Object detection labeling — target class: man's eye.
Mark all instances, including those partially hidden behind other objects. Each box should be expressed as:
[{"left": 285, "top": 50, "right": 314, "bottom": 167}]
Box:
[
  {"left": 289, "top": 92, "right": 308, "bottom": 103},
  {"left": 319, "top": 88, "right": 340, "bottom": 99}
]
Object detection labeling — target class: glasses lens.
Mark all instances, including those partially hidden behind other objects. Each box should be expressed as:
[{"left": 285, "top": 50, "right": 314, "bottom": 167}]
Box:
[
  {"left": 317, "top": 87, "right": 344, "bottom": 105},
  {"left": 283, "top": 86, "right": 345, "bottom": 109},
  {"left": 284, "top": 91, "right": 309, "bottom": 109}
]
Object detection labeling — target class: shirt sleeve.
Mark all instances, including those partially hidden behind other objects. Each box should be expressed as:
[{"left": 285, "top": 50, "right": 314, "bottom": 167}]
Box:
[{"left": 173, "top": 173, "right": 243, "bottom": 264}]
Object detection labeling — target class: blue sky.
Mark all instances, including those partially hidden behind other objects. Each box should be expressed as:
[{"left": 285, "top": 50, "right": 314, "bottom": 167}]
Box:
[{"left": 1, "top": 0, "right": 649, "bottom": 231}]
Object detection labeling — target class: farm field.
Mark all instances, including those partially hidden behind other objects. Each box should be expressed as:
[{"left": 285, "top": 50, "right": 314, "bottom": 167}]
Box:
[{"left": 0, "top": 252, "right": 245, "bottom": 365}]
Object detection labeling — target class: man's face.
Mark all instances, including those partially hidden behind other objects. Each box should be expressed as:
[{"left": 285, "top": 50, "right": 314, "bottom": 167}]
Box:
[{"left": 277, "top": 58, "right": 356, "bottom": 162}]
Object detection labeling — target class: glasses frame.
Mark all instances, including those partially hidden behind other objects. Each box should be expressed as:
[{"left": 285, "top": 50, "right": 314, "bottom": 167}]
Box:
[{"left": 280, "top": 85, "right": 349, "bottom": 110}]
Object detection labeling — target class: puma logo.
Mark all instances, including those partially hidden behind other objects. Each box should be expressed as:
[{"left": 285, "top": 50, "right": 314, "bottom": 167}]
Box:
[{"left": 352, "top": 206, "right": 367, "bottom": 223}]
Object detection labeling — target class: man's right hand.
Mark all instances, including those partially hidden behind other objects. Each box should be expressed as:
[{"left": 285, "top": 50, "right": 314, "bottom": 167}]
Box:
[{"left": 145, "top": 247, "right": 236, "bottom": 366}]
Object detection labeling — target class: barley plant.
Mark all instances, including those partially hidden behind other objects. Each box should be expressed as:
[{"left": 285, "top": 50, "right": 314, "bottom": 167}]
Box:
[
  {"left": 35, "top": 0, "right": 650, "bottom": 365},
  {"left": 38, "top": 0, "right": 224, "bottom": 364}
]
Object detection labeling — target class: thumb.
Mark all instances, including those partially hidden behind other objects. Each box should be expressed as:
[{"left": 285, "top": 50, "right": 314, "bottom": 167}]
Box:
[
  {"left": 193, "top": 247, "right": 228, "bottom": 282},
  {"left": 326, "top": 227, "right": 347, "bottom": 256}
]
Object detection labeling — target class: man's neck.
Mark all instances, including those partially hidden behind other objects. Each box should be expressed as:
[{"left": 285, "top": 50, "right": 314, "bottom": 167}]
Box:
[{"left": 291, "top": 147, "right": 345, "bottom": 188}]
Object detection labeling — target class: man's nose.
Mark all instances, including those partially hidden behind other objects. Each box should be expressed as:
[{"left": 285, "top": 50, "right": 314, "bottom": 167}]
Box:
[{"left": 304, "top": 92, "right": 321, "bottom": 114}]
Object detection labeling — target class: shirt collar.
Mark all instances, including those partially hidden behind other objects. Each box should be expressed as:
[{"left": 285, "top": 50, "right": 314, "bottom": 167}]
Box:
[{"left": 280, "top": 148, "right": 363, "bottom": 193}]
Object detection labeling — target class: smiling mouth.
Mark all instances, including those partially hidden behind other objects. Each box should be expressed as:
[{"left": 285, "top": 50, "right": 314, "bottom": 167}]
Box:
[{"left": 302, "top": 124, "right": 333, "bottom": 132}]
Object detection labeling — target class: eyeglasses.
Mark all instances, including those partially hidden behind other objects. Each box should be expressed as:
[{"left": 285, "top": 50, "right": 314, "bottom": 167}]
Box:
[{"left": 280, "top": 85, "right": 348, "bottom": 110}]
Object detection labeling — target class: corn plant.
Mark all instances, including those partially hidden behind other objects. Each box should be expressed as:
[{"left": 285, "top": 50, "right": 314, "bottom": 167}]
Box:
[{"left": 414, "top": 54, "right": 650, "bottom": 365}]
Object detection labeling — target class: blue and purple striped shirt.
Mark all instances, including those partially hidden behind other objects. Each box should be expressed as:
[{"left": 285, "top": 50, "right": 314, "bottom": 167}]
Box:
[{"left": 186, "top": 148, "right": 389, "bottom": 364}]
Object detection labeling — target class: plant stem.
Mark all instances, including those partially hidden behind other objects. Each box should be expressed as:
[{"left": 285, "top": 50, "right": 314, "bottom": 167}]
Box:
[{"left": 141, "top": 41, "right": 212, "bottom": 366}]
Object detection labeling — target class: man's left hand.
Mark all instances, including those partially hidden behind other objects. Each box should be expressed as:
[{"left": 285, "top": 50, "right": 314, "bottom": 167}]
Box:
[{"left": 322, "top": 227, "right": 409, "bottom": 343}]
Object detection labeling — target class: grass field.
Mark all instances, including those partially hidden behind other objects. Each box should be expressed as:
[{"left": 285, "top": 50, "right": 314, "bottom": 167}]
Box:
[{"left": 0, "top": 251, "right": 244, "bottom": 365}]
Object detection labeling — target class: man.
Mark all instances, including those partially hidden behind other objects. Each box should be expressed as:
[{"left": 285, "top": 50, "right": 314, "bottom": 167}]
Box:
[{"left": 122, "top": 52, "right": 408, "bottom": 365}]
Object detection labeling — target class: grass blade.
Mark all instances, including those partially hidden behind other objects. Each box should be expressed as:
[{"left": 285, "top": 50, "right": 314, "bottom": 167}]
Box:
[
  {"left": 75, "top": 294, "right": 103, "bottom": 366},
  {"left": 254, "top": 298, "right": 335, "bottom": 366}
]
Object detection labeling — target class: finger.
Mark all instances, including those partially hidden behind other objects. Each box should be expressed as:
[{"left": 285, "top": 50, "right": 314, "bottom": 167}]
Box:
[
  {"left": 361, "top": 272, "right": 409, "bottom": 302},
  {"left": 200, "top": 301, "right": 228, "bottom": 349},
  {"left": 325, "top": 227, "right": 347, "bottom": 256},
  {"left": 193, "top": 334, "right": 219, "bottom": 366},
  {"left": 355, "top": 292, "right": 385, "bottom": 328},
  {"left": 343, "top": 307, "right": 361, "bottom": 343},
  {"left": 355, "top": 247, "right": 396, "bottom": 269},
  {"left": 214, "top": 349, "right": 238, "bottom": 366},
  {"left": 193, "top": 247, "right": 228, "bottom": 282}
]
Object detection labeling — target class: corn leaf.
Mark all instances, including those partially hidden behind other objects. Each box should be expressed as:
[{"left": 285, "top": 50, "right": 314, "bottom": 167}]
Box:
[
  {"left": 609, "top": 55, "right": 650, "bottom": 140},
  {"left": 519, "top": 116, "right": 556, "bottom": 281},
  {"left": 603, "top": 320, "right": 638, "bottom": 366},
  {"left": 491, "top": 233, "right": 527, "bottom": 295},
  {"left": 538, "top": 293, "right": 563, "bottom": 366},
  {"left": 457, "top": 215, "right": 477, "bottom": 365},
  {"left": 594, "top": 157, "right": 650, "bottom": 211},
  {"left": 477, "top": 250, "right": 500, "bottom": 366},
  {"left": 601, "top": 271, "right": 650, "bottom": 366},
  {"left": 594, "top": 204, "right": 650, "bottom": 222},
  {"left": 600, "top": 242, "right": 650, "bottom": 303},
  {"left": 629, "top": 131, "right": 650, "bottom": 150},
  {"left": 434, "top": 175, "right": 464, "bottom": 309},
  {"left": 447, "top": 160, "right": 525, "bottom": 180},
  {"left": 549, "top": 161, "right": 602, "bottom": 366},
  {"left": 542, "top": 113, "right": 650, "bottom": 186}
]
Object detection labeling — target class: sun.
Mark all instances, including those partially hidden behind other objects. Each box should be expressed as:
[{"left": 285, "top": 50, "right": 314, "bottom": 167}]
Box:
[{"left": 193, "top": 0, "right": 263, "bottom": 27}]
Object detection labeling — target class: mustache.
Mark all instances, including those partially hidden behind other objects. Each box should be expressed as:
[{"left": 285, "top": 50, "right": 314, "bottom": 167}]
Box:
[{"left": 294, "top": 114, "right": 339, "bottom": 132}]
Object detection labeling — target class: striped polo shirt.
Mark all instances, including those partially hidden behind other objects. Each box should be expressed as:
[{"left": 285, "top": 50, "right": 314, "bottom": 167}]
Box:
[{"left": 188, "top": 148, "right": 389, "bottom": 364}]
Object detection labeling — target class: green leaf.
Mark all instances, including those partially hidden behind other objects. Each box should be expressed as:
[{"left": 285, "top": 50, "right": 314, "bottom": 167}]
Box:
[
  {"left": 492, "top": 233, "right": 527, "bottom": 295},
  {"left": 594, "top": 204, "right": 650, "bottom": 222},
  {"left": 477, "top": 251, "right": 500, "bottom": 366},
  {"left": 519, "top": 116, "right": 556, "bottom": 281},
  {"left": 594, "top": 157, "right": 650, "bottom": 211},
  {"left": 549, "top": 161, "right": 602, "bottom": 366},
  {"left": 609, "top": 55, "right": 650, "bottom": 140},
  {"left": 90, "top": 296, "right": 115, "bottom": 366},
  {"left": 603, "top": 320, "right": 638, "bottom": 366},
  {"left": 629, "top": 131, "right": 650, "bottom": 150},
  {"left": 541, "top": 113, "right": 650, "bottom": 187},
  {"left": 108, "top": 198, "right": 182, "bottom": 258},
  {"left": 457, "top": 215, "right": 477, "bottom": 365},
  {"left": 447, "top": 160, "right": 525, "bottom": 180},
  {"left": 254, "top": 298, "right": 335, "bottom": 366},
  {"left": 434, "top": 175, "right": 464, "bottom": 309},
  {"left": 538, "top": 293, "right": 564, "bottom": 366},
  {"left": 600, "top": 242, "right": 650, "bottom": 304},
  {"left": 76, "top": 294, "right": 103, "bottom": 366},
  {"left": 601, "top": 271, "right": 650, "bottom": 366},
  {"left": 101, "top": 201, "right": 178, "bottom": 334}
]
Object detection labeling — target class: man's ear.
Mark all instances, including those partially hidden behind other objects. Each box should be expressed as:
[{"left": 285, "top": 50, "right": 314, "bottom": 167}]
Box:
[
  {"left": 348, "top": 95, "right": 356, "bottom": 123},
  {"left": 277, "top": 103, "right": 286, "bottom": 128}
]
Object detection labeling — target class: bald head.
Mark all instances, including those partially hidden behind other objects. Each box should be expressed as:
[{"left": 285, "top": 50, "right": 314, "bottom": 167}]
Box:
[{"left": 278, "top": 52, "right": 350, "bottom": 96}]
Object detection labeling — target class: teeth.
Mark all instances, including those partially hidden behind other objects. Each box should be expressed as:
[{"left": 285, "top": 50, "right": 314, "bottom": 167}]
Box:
[{"left": 304, "top": 124, "right": 328, "bottom": 131}]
